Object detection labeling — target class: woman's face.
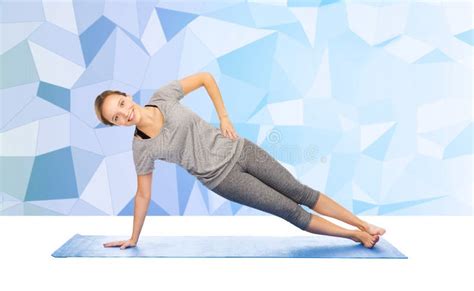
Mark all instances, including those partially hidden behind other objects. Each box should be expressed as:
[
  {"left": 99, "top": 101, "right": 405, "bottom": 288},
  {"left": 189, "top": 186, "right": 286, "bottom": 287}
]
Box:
[{"left": 102, "top": 93, "right": 139, "bottom": 126}]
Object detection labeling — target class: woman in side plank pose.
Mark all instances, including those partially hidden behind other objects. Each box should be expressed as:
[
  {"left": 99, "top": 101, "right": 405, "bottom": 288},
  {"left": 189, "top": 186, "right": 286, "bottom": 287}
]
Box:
[{"left": 95, "top": 72, "right": 385, "bottom": 250}]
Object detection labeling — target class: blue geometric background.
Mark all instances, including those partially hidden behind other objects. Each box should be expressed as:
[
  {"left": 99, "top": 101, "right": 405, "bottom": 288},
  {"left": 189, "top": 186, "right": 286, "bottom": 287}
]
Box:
[{"left": 1, "top": 0, "right": 472, "bottom": 216}]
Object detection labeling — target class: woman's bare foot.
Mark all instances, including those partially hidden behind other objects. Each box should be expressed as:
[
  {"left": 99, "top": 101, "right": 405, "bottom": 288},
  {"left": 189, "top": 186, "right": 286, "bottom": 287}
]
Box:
[
  {"left": 359, "top": 221, "right": 386, "bottom": 236},
  {"left": 350, "top": 230, "right": 380, "bottom": 248}
]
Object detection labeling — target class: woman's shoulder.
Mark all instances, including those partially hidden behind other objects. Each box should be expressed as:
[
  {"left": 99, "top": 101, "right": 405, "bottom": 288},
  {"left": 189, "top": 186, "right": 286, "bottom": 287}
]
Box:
[
  {"left": 150, "top": 80, "right": 184, "bottom": 104},
  {"left": 132, "top": 137, "right": 147, "bottom": 149}
]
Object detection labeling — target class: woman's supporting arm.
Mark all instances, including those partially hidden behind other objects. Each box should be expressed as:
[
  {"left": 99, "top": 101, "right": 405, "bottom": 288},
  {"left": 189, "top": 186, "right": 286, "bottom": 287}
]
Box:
[{"left": 130, "top": 193, "right": 150, "bottom": 243}]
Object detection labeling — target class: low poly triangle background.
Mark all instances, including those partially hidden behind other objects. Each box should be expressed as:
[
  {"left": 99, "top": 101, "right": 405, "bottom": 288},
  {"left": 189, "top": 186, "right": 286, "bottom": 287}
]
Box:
[{"left": 0, "top": 0, "right": 472, "bottom": 216}]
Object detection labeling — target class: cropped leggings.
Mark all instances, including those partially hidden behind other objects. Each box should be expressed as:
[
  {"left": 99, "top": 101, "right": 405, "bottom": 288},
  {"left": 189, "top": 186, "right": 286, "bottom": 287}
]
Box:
[{"left": 212, "top": 138, "right": 321, "bottom": 230}]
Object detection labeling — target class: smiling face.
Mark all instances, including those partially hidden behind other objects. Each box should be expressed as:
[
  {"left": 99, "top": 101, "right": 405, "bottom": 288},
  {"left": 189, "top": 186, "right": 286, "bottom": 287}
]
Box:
[{"left": 101, "top": 93, "right": 138, "bottom": 127}]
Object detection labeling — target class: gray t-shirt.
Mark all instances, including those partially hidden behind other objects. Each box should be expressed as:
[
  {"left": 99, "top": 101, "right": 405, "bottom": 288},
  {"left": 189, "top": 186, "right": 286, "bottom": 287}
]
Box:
[{"left": 132, "top": 80, "right": 245, "bottom": 190}]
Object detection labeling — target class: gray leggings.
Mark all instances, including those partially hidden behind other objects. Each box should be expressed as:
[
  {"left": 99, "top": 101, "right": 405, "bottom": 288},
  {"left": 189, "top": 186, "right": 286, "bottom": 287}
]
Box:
[{"left": 212, "top": 138, "right": 321, "bottom": 230}]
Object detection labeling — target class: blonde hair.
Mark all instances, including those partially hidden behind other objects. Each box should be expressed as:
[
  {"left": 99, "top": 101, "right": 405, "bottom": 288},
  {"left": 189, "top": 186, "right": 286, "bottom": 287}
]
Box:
[{"left": 94, "top": 90, "right": 127, "bottom": 126}]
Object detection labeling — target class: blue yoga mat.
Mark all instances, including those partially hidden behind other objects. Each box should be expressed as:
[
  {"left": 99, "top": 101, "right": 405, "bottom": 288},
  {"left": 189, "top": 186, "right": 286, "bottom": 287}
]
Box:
[{"left": 52, "top": 234, "right": 407, "bottom": 258}]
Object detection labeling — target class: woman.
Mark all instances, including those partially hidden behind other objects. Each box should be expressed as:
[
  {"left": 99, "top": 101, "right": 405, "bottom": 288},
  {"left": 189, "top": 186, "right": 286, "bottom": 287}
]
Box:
[{"left": 95, "top": 72, "right": 385, "bottom": 250}]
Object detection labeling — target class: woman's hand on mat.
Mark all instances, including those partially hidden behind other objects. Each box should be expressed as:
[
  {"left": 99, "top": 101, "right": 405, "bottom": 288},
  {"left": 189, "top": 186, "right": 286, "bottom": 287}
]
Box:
[
  {"left": 220, "top": 117, "right": 238, "bottom": 140},
  {"left": 103, "top": 239, "right": 137, "bottom": 250}
]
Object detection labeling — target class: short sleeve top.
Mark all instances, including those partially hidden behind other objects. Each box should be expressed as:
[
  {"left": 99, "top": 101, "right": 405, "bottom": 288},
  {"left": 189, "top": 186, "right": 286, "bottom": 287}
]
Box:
[{"left": 132, "top": 80, "right": 244, "bottom": 190}]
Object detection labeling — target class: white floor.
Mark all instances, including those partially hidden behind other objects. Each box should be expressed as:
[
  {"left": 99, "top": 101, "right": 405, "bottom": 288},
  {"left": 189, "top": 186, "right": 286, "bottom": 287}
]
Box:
[{"left": 1, "top": 216, "right": 473, "bottom": 291}]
